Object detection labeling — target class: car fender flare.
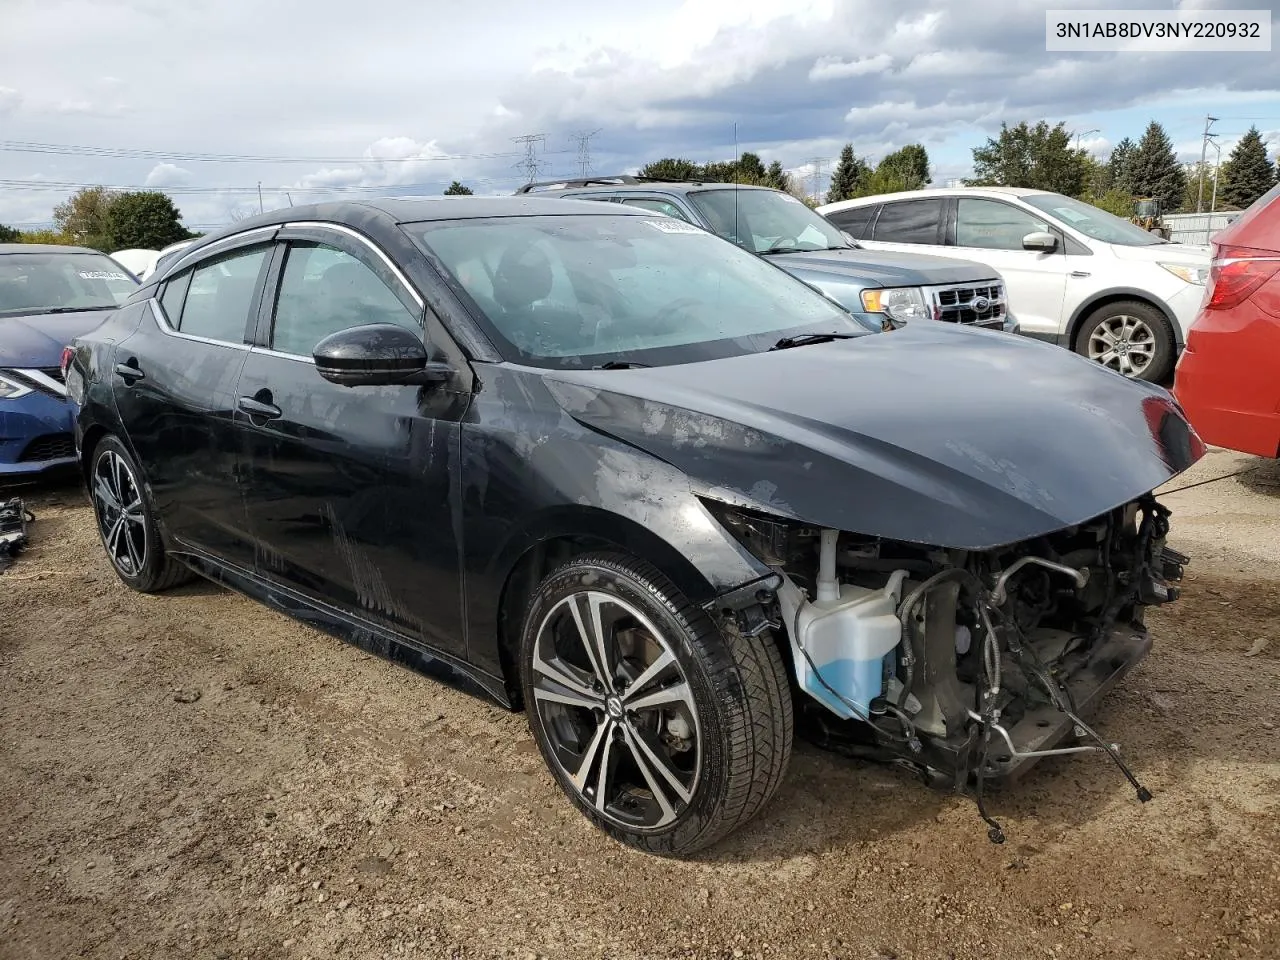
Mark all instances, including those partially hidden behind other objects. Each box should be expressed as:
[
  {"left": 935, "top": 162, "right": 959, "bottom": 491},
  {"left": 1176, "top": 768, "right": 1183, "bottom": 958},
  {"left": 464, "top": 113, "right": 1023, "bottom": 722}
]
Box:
[{"left": 1065, "top": 288, "right": 1184, "bottom": 349}]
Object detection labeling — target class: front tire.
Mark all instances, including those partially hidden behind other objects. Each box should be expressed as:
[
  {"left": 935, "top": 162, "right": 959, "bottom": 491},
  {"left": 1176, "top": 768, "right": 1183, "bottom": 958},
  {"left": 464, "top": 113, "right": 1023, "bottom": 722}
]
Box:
[
  {"left": 1074, "top": 300, "right": 1175, "bottom": 382},
  {"left": 519, "top": 553, "right": 793, "bottom": 856},
  {"left": 89, "top": 435, "right": 192, "bottom": 593}
]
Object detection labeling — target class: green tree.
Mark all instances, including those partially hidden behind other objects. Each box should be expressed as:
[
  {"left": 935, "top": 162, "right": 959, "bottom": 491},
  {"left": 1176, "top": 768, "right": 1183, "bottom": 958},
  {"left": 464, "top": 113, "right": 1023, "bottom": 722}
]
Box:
[
  {"left": 1179, "top": 162, "right": 1214, "bottom": 212},
  {"left": 1107, "top": 137, "right": 1136, "bottom": 196},
  {"left": 1083, "top": 188, "right": 1137, "bottom": 218},
  {"left": 852, "top": 165, "right": 921, "bottom": 198},
  {"left": 53, "top": 185, "right": 118, "bottom": 250},
  {"left": 0, "top": 223, "right": 20, "bottom": 242},
  {"left": 639, "top": 158, "right": 702, "bottom": 181},
  {"left": 1219, "top": 126, "right": 1276, "bottom": 210},
  {"left": 826, "top": 144, "right": 869, "bottom": 203},
  {"left": 1127, "top": 121, "right": 1185, "bottom": 211},
  {"left": 764, "top": 160, "right": 792, "bottom": 192},
  {"left": 735, "top": 152, "right": 767, "bottom": 182},
  {"left": 444, "top": 180, "right": 473, "bottom": 195},
  {"left": 17, "top": 229, "right": 73, "bottom": 245},
  {"left": 105, "top": 191, "right": 193, "bottom": 250},
  {"left": 879, "top": 144, "right": 930, "bottom": 189},
  {"left": 967, "top": 121, "right": 1088, "bottom": 196}
]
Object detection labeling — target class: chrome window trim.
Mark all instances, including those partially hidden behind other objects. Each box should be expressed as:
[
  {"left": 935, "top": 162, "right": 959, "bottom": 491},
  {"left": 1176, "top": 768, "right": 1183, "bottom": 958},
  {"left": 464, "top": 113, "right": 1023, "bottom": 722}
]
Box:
[
  {"left": 149, "top": 299, "right": 251, "bottom": 351},
  {"left": 162, "top": 226, "right": 278, "bottom": 276},
  {"left": 250, "top": 345, "right": 312, "bottom": 365},
  {"left": 280, "top": 221, "right": 424, "bottom": 309}
]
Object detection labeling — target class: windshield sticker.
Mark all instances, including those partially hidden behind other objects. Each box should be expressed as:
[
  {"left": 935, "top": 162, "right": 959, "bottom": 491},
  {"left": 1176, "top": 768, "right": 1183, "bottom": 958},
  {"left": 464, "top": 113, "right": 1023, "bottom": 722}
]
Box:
[
  {"left": 777, "top": 193, "right": 803, "bottom": 204},
  {"left": 78, "top": 270, "right": 130, "bottom": 281},
  {"left": 1052, "top": 208, "right": 1091, "bottom": 223},
  {"left": 642, "top": 219, "right": 703, "bottom": 235}
]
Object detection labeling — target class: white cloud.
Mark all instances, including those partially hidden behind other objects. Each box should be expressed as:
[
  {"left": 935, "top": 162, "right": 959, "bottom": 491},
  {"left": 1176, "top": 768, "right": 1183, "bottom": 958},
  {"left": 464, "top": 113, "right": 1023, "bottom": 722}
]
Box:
[
  {"left": 0, "top": 87, "right": 20, "bottom": 115},
  {"left": 144, "top": 163, "right": 192, "bottom": 187},
  {"left": 808, "top": 55, "right": 892, "bottom": 81}
]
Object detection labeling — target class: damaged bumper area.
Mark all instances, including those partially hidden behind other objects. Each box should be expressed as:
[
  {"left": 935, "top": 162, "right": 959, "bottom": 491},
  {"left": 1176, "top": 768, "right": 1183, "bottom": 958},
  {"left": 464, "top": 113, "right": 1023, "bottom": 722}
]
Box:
[{"left": 706, "top": 494, "right": 1188, "bottom": 842}]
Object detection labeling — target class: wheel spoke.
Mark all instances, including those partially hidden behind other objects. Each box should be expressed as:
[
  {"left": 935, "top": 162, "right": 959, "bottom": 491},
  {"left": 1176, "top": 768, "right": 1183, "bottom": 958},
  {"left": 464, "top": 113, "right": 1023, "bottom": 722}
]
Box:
[
  {"left": 626, "top": 724, "right": 693, "bottom": 804},
  {"left": 625, "top": 679, "right": 694, "bottom": 714},
  {"left": 106, "top": 515, "right": 126, "bottom": 558},
  {"left": 93, "top": 475, "right": 121, "bottom": 513},
  {"left": 113, "top": 455, "right": 128, "bottom": 510},
  {"left": 593, "top": 731, "right": 615, "bottom": 812},
  {"left": 568, "top": 718, "right": 611, "bottom": 792},
  {"left": 1095, "top": 326, "right": 1118, "bottom": 346},
  {"left": 124, "top": 525, "right": 143, "bottom": 571},
  {"left": 532, "top": 679, "right": 602, "bottom": 711},
  {"left": 621, "top": 648, "right": 675, "bottom": 704},
  {"left": 569, "top": 593, "right": 614, "bottom": 690},
  {"left": 620, "top": 724, "right": 678, "bottom": 823},
  {"left": 532, "top": 643, "right": 599, "bottom": 701}
]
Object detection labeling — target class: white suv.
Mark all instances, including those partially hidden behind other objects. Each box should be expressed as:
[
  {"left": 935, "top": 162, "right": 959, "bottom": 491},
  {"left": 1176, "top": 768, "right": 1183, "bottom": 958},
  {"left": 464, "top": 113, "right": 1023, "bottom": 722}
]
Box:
[{"left": 819, "top": 187, "right": 1211, "bottom": 381}]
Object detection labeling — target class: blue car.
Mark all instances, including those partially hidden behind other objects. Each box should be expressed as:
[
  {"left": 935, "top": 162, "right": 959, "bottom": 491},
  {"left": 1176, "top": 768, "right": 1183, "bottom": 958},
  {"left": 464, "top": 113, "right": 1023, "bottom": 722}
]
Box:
[{"left": 1, "top": 244, "right": 138, "bottom": 481}]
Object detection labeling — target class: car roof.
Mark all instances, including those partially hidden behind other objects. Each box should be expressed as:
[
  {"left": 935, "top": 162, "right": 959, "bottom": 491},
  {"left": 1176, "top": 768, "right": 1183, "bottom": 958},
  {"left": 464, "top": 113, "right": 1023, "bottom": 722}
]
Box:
[
  {"left": 821, "top": 186, "right": 1054, "bottom": 209},
  {"left": 0, "top": 243, "right": 106, "bottom": 255},
  {"left": 518, "top": 178, "right": 779, "bottom": 198}
]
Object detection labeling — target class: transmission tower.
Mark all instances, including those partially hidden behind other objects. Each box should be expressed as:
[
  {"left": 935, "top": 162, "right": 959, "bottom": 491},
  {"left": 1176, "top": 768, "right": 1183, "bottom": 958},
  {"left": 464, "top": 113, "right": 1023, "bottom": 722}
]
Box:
[
  {"left": 512, "top": 134, "right": 548, "bottom": 184},
  {"left": 570, "top": 129, "right": 602, "bottom": 177},
  {"left": 806, "top": 157, "right": 828, "bottom": 202}
]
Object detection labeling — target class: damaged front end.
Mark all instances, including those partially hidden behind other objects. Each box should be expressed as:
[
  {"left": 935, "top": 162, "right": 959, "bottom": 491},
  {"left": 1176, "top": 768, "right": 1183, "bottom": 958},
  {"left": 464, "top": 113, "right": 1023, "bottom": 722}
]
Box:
[{"left": 706, "top": 494, "right": 1187, "bottom": 842}]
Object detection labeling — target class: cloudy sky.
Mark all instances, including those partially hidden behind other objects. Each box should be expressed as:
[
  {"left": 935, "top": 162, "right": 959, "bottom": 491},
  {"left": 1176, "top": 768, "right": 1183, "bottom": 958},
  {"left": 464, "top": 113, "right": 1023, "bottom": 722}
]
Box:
[{"left": 1, "top": 0, "right": 1278, "bottom": 234}]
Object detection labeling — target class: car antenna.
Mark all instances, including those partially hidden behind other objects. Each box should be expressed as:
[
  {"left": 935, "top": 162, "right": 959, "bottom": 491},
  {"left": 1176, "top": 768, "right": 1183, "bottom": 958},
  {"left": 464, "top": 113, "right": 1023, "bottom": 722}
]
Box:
[{"left": 733, "top": 121, "right": 741, "bottom": 246}]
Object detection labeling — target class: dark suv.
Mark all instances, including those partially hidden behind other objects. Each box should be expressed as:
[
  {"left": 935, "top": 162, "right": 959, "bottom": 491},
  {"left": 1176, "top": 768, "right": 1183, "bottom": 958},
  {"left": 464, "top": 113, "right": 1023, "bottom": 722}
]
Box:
[{"left": 519, "top": 176, "right": 1016, "bottom": 334}]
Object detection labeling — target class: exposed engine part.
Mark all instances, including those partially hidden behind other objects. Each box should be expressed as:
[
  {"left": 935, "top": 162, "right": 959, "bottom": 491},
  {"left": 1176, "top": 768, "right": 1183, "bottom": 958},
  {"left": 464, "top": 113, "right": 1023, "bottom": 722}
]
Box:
[
  {"left": 0, "top": 498, "right": 33, "bottom": 574},
  {"left": 990, "top": 556, "right": 1089, "bottom": 606}
]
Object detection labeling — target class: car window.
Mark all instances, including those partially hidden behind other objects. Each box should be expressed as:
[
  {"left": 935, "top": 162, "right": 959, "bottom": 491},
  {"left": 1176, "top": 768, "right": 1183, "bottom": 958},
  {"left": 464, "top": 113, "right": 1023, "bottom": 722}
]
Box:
[
  {"left": 619, "top": 198, "right": 691, "bottom": 222},
  {"left": 825, "top": 205, "right": 877, "bottom": 240},
  {"left": 870, "top": 199, "right": 944, "bottom": 244},
  {"left": 0, "top": 252, "right": 137, "bottom": 317},
  {"left": 1021, "top": 192, "right": 1169, "bottom": 246},
  {"left": 159, "top": 271, "right": 191, "bottom": 325},
  {"left": 270, "top": 242, "right": 421, "bottom": 357},
  {"left": 409, "top": 214, "right": 871, "bottom": 369},
  {"left": 686, "top": 188, "right": 848, "bottom": 253},
  {"left": 179, "top": 247, "right": 268, "bottom": 342},
  {"left": 955, "top": 199, "right": 1052, "bottom": 251}
]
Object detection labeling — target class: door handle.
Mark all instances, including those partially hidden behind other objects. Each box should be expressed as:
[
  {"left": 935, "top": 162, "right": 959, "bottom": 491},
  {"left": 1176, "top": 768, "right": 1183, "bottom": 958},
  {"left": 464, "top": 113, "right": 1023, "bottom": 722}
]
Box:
[
  {"left": 114, "top": 361, "right": 145, "bottom": 383},
  {"left": 237, "top": 396, "right": 282, "bottom": 421},
  {"left": 1070, "top": 270, "right": 1091, "bottom": 279}
]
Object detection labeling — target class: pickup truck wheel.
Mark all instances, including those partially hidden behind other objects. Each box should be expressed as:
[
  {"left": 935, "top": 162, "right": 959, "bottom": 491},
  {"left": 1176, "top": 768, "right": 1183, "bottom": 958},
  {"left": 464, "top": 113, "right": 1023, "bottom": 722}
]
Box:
[
  {"left": 519, "top": 553, "right": 793, "bottom": 856},
  {"left": 1074, "top": 300, "right": 1175, "bottom": 382}
]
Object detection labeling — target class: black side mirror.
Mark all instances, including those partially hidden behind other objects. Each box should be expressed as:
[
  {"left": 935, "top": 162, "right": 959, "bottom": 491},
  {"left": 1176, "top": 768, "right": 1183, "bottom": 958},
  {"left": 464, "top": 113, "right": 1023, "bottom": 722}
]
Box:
[
  {"left": 1022, "top": 231, "right": 1059, "bottom": 253},
  {"left": 313, "top": 323, "right": 451, "bottom": 387}
]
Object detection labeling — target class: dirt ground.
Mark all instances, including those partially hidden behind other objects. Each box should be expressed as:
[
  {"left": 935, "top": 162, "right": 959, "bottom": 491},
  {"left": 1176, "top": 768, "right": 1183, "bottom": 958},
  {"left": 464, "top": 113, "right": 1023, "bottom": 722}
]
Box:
[{"left": 2, "top": 449, "right": 1278, "bottom": 960}]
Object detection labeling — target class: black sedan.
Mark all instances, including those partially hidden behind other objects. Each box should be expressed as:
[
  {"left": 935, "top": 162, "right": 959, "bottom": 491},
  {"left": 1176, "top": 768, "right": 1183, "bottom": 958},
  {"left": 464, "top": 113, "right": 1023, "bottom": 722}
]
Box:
[{"left": 68, "top": 197, "right": 1202, "bottom": 855}]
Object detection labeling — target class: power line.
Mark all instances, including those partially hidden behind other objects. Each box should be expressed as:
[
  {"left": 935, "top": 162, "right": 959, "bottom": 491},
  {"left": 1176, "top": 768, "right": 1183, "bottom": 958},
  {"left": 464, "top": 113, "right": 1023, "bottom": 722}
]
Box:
[
  {"left": 1196, "top": 115, "right": 1219, "bottom": 214},
  {"left": 0, "top": 174, "right": 526, "bottom": 195},
  {"left": 512, "top": 134, "right": 548, "bottom": 184},
  {"left": 0, "top": 139, "right": 572, "bottom": 165}
]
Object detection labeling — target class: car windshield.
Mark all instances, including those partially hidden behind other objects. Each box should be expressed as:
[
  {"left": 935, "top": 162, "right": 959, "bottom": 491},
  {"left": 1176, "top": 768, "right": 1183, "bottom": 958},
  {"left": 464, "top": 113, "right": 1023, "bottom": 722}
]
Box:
[
  {"left": 1021, "top": 193, "right": 1169, "bottom": 246},
  {"left": 0, "top": 252, "right": 138, "bottom": 317},
  {"left": 410, "top": 214, "right": 872, "bottom": 369},
  {"left": 686, "top": 188, "right": 852, "bottom": 254}
]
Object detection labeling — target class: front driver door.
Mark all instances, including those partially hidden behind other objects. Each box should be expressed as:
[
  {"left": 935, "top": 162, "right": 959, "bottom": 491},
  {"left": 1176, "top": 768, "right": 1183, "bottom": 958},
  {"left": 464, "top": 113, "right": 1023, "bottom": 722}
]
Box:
[
  {"left": 950, "top": 197, "right": 1069, "bottom": 340},
  {"left": 233, "top": 229, "right": 470, "bottom": 655}
]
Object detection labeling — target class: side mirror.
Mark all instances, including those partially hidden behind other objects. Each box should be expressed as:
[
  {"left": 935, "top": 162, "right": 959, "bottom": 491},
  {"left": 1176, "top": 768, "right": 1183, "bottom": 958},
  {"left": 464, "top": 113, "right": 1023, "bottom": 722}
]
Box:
[
  {"left": 1022, "top": 231, "right": 1059, "bottom": 253},
  {"left": 313, "top": 323, "right": 451, "bottom": 387}
]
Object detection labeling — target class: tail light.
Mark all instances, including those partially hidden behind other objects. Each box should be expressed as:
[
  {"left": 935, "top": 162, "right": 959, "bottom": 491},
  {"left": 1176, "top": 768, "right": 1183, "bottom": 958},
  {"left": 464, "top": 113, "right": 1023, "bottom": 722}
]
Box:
[
  {"left": 60, "top": 346, "right": 74, "bottom": 379},
  {"left": 1204, "top": 243, "right": 1280, "bottom": 310}
]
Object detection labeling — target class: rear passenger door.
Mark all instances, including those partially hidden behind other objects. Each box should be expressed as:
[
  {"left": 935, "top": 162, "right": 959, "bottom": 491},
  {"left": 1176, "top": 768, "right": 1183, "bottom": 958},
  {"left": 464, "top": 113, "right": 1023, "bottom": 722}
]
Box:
[
  {"left": 858, "top": 198, "right": 950, "bottom": 258},
  {"left": 113, "top": 232, "right": 276, "bottom": 566}
]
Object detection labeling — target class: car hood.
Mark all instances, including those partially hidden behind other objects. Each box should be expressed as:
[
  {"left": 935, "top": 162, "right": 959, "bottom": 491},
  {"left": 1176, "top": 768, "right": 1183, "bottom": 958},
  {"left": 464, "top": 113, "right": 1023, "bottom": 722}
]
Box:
[
  {"left": 0, "top": 310, "right": 113, "bottom": 367},
  {"left": 543, "top": 324, "right": 1203, "bottom": 550},
  {"left": 766, "top": 246, "right": 999, "bottom": 288},
  {"left": 1110, "top": 241, "right": 1210, "bottom": 264}
]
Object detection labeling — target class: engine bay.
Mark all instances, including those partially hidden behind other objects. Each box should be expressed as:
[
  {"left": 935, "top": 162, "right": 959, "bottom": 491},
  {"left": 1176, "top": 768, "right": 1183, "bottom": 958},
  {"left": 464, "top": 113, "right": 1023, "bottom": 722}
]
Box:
[{"left": 715, "top": 495, "right": 1188, "bottom": 841}]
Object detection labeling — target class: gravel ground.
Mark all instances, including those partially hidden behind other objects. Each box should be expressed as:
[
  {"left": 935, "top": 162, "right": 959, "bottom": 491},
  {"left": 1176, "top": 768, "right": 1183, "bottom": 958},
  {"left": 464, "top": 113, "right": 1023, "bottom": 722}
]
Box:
[{"left": 1, "top": 449, "right": 1278, "bottom": 960}]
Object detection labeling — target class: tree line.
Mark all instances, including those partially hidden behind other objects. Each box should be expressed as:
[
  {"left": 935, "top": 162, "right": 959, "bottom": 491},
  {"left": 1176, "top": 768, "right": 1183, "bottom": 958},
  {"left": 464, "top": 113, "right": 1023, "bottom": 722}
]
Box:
[{"left": 0, "top": 187, "right": 198, "bottom": 250}]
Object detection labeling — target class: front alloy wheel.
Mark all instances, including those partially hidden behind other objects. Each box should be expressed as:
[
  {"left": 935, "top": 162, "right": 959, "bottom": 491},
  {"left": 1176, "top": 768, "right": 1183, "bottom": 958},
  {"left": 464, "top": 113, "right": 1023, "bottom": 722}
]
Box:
[
  {"left": 1075, "top": 300, "right": 1175, "bottom": 382},
  {"left": 520, "top": 553, "right": 793, "bottom": 856}
]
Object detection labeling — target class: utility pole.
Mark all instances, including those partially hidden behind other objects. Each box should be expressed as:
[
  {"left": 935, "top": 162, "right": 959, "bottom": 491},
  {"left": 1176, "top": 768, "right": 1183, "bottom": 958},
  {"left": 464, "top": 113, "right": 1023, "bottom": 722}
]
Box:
[
  {"left": 806, "top": 157, "right": 827, "bottom": 202},
  {"left": 1196, "top": 115, "right": 1219, "bottom": 213},
  {"left": 569, "top": 130, "right": 601, "bottom": 177},
  {"left": 257, "top": 181, "right": 264, "bottom": 214},
  {"left": 1075, "top": 128, "right": 1099, "bottom": 151},
  {"left": 512, "top": 134, "right": 548, "bottom": 185}
]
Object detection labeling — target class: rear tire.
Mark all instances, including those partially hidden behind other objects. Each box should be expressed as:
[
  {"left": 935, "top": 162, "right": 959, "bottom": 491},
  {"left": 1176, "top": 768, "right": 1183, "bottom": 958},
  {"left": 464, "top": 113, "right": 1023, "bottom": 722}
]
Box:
[
  {"left": 519, "top": 552, "right": 792, "bottom": 856},
  {"left": 88, "top": 435, "right": 192, "bottom": 593},
  {"left": 1073, "top": 300, "right": 1175, "bottom": 382}
]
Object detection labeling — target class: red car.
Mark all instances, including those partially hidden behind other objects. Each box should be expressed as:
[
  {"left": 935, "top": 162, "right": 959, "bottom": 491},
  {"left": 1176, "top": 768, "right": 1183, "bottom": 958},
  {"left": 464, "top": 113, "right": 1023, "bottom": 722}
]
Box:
[{"left": 1174, "top": 183, "right": 1280, "bottom": 458}]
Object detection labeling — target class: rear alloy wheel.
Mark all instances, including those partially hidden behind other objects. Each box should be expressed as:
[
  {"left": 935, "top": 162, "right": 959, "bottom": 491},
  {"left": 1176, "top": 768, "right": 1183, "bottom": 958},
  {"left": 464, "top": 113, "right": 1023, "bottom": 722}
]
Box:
[
  {"left": 520, "top": 553, "right": 793, "bottom": 856},
  {"left": 89, "top": 435, "right": 192, "bottom": 592},
  {"left": 1074, "top": 300, "right": 1175, "bottom": 382}
]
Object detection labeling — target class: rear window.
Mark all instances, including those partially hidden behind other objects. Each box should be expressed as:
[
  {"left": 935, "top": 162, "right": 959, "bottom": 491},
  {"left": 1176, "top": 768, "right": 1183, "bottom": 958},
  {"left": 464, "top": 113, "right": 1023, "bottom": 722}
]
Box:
[
  {"left": 870, "top": 199, "right": 944, "bottom": 244},
  {"left": 1218, "top": 181, "right": 1280, "bottom": 251},
  {"left": 825, "top": 204, "right": 878, "bottom": 240},
  {"left": 0, "top": 252, "right": 137, "bottom": 317}
]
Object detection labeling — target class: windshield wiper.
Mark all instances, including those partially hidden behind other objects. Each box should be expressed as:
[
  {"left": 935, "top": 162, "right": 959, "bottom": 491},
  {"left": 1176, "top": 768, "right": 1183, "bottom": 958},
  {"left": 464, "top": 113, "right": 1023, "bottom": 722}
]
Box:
[
  {"left": 769, "top": 333, "right": 860, "bottom": 351},
  {"left": 760, "top": 243, "right": 804, "bottom": 255},
  {"left": 593, "top": 360, "right": 650, "bottom": 370},
  {"left": 21, "top": 305, "right": 118, "bottom": 315}
]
